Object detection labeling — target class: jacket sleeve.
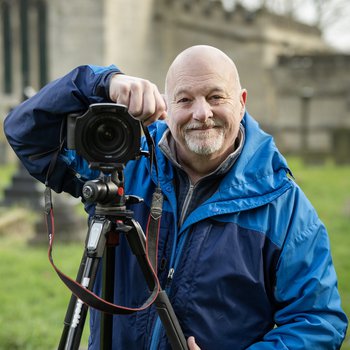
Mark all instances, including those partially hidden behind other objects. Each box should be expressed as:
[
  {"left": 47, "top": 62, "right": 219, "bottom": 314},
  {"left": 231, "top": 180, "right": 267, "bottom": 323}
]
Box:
[
  {"left": 3, "top": 64, "right": 121, "bottom": 197},
  {"left": 246, "top": 192, "right": 348, "bottom": 350}
]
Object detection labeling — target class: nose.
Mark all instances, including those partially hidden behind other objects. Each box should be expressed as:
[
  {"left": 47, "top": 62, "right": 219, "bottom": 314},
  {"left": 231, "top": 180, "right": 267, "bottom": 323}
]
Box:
[{"left": 192, "top": 98, "right": 213, "bottom": 122}]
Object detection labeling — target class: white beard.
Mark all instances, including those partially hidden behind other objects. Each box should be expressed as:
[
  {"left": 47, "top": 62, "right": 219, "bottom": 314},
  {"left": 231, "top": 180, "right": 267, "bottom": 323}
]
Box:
[{"left": 184, "top": 127, "right": 225, "bottom": 155}]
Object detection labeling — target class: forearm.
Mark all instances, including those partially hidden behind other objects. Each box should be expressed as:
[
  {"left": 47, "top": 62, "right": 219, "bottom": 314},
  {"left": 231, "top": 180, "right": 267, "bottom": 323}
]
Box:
[{"left": 4, "top": 64, "right": 120, "bottom": 195}]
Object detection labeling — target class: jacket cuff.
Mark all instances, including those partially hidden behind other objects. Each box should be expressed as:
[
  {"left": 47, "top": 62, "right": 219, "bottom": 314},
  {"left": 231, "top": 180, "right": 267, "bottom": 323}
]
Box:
[{"left": 95, "top": 69, "right": 124, "bottom": 101}]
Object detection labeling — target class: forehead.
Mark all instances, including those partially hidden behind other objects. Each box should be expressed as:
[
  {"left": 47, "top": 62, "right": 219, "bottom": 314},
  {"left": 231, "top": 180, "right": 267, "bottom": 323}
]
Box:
[
  {"left": 166, "top": 48, "right": 239, "bottom": 98},
  {"left": 172, "top": 70, "right": 232, "bottom": 97}
]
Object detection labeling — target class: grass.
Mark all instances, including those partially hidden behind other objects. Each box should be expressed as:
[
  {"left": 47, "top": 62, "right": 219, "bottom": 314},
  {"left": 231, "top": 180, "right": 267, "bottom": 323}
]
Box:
[
  {"left": 288, "top": 157, "right": 350, "bottom": 349},
  {"left": 0, "top": 159, "right": 349, "bottom": 349},
  {"left": 0, "top": 163, "right": 89, "bottom": 349},
  {"left": 0, "top": 237, "right": 89, "bottom": 350},
  {"left": 0, "top": 162, "right": 16, "bottom": 192}
]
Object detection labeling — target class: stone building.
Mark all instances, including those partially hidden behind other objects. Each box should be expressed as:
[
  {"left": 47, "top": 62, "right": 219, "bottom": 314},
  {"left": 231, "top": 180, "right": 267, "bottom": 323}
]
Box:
[{"left": 1, "top": 0, "right": 349, "bottom": 159}]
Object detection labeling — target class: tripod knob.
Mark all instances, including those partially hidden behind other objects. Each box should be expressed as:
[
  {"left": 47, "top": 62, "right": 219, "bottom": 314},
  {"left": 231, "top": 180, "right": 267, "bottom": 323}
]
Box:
[
  {"left": 82, "top": 184, "right": 97, "bottom": 200},
  {"left": 82, "top": 180, "right": 108, "bottom": 203}
]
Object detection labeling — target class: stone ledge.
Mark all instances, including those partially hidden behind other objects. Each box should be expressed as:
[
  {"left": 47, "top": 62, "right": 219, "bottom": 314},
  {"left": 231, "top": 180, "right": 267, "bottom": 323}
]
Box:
[{"left": 0, "top": 207, "right": 36, "bottom": 238}]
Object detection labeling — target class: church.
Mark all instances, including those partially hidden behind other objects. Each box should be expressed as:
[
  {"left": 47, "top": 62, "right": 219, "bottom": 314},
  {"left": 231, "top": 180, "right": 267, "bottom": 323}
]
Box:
[{"left": 1, "top": 0, "right": 349, "bottom": 160}]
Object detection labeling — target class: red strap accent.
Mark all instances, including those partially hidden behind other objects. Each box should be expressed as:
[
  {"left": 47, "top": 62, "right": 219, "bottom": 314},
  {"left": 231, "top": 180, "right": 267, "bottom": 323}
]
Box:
[{"left": 45, "top": 195, "right": 161, "bottom": 315}]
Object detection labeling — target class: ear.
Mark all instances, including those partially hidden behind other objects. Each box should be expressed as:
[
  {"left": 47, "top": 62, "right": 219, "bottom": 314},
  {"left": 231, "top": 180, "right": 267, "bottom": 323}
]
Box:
[{"left": 239, "top": 89, "right": 247, "bottom": 119}]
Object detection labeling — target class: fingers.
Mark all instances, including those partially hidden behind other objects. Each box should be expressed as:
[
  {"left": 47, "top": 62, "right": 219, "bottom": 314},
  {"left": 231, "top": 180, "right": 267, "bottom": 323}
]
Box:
[
  {"left": 187, "top": 336, "right": 201, "bottom": 350},
  {"left": 109, "top": 73, "right": 167, "bottom": 125}
]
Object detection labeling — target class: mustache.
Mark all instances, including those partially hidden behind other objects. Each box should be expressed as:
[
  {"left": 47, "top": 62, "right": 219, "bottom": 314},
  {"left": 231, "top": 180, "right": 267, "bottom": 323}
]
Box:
[{"left": 184, "top": 119, "right": 224, "bottom": 130}]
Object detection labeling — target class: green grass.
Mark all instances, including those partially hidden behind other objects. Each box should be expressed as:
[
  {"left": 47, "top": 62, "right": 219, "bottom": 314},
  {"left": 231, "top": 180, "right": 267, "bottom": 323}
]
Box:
[
  {"left": 0, "top": 162, "right": 16, "bottom": 196},
  {"left": 0, "top": 238, "right": 89, "bottom": 350},
  {"left": 0, "top": 159, "right": 349, "bottom": 349},
  {"left": 288, "top": 157, "right": 350, "bottom": 349},
  {"left": 0, "top": 163, "right": 89, "bottom": 349}
]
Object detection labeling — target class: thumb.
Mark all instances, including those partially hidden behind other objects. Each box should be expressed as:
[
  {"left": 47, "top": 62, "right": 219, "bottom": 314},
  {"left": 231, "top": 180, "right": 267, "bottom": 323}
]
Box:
[{"left": 187, "top": 336, "right": 201, "bottom": 350}]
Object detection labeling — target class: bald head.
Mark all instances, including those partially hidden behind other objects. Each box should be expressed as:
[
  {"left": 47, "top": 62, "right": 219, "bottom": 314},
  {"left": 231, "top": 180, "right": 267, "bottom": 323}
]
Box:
[
  {"left": 165, "top": 45, "right": 242, "bottom": 98},
  {"left": 163, "top": 45, "right": 247, "bottom": 181}
]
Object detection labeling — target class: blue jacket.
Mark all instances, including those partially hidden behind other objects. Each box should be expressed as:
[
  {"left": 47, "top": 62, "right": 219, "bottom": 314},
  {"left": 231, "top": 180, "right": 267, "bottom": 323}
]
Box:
[{"left": 4, "top": 65, "right": 348, "bottom": 349}]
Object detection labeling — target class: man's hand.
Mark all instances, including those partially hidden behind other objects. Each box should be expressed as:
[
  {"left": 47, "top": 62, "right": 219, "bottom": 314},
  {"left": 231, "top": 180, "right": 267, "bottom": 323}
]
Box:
[
  {"left": 109, "top": 73, "right": 167, "bottom": 126},
  {"left": 188, "top": 336, "right": 201, "bottom": 350}
]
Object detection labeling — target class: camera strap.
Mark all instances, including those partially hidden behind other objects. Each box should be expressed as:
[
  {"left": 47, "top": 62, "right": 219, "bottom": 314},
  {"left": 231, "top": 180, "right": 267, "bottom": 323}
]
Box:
[
  {"left": 44, "top": 195, "right": 161, "bottom": 314},
  {"left": 142, "top": 123, "right": 160, "bottom": 180},
  {"left": 43, "top": 122, "right": 164, "bottom": 315},
  {"left": 141, "top": 123, "right": 163, "bottom": 272}
]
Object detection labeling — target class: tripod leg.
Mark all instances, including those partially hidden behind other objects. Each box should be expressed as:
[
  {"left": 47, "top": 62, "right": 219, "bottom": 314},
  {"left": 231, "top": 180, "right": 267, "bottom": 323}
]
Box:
[
  {"left": 125, "top": 219, "right": 188, "bottom": 350},
  {"left": 155, "top": 291, "right": 188, "bottom": 350},
  {"left": 58, "top": 218, "right": 111, "bottom": 350},
  {"left": 100, "top": 244, "right": 116, "bottom": 349},
  {"left": 58, "top": 250, "right": 89, "bottom": 350}
]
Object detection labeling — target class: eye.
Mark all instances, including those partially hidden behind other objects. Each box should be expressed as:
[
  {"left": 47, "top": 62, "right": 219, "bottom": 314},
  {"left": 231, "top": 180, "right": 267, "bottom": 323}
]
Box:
[
  {"left": 209, "top": 95, "right": 224, "bottom": 104},
  {"left": 177, "top": 97, "right": 191, "bottom": 103}
]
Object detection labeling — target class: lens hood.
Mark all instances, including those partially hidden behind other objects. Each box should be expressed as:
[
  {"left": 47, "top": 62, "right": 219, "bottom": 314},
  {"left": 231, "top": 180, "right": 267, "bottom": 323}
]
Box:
[{"left": 72, "top": 103, "right": 142, "bottom": 166}]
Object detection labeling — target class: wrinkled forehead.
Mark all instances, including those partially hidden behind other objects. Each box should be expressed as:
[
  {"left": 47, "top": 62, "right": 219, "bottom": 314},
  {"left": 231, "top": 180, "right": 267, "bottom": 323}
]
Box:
[{"left": 172, "top": 75, "right": 229, "bottom": 98}]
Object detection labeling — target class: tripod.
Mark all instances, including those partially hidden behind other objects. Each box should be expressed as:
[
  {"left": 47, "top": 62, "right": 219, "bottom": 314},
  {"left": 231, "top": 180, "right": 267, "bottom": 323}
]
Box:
[{"left": 56, "top": 165, "right": 188, "bottom": 350}]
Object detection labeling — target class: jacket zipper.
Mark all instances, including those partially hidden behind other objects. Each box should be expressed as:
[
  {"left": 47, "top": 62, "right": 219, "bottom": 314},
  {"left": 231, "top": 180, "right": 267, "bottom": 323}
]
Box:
[
  {"left": 150, "top": 178, "right": 196, "bottom": 349},
  {"left": 179, "top": 183, "right": 195, "bottom": 227}
]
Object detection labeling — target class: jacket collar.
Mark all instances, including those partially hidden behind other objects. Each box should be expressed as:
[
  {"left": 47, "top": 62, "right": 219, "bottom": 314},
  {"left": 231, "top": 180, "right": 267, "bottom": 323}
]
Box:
[
  {"left": 158, "top": 124, "right": 245, "bottom": 181},
  {"left": 145, "top": 112, "right": 292, "bottom": 228}
]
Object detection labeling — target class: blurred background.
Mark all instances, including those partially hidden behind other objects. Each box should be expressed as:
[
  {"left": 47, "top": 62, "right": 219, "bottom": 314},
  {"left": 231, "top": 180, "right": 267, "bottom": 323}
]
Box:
[{"left": 0, "top": 0, "right": 349, "bottom": 348}]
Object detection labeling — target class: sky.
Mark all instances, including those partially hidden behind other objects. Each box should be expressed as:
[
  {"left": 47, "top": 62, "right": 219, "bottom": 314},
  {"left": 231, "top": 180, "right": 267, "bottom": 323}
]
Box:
[{"left": 220, "top": 0, "right": 350, "bottom": 52}]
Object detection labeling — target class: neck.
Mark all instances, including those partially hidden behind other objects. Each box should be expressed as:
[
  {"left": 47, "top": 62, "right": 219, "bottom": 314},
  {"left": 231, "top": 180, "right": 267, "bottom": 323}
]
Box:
[
  {"left": 159, "top": 127, "right": 244, "bottom": 184},
  {"left": 177, "top": 148, "right": 233, "bottom": 184},
  {"left": 175, "top": 128, "right": 244, "bottom": 184}
]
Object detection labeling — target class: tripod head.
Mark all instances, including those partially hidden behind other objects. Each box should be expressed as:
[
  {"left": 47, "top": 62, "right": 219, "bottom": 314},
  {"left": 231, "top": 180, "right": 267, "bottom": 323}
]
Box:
[{"left": 82, "top": 164, "right": 142, "bottom": 216}]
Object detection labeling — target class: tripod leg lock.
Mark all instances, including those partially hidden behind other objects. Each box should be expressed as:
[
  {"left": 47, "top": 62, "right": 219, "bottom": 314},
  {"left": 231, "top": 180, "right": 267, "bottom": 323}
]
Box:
[{"left": 86, "top": 219, "right": 111, "bottom": 256}]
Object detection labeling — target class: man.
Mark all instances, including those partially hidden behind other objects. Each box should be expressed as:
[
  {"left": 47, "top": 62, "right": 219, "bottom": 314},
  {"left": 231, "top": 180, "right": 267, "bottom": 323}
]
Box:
[{"left": 4, "top": 45, "right": 348, "bottom": 349}]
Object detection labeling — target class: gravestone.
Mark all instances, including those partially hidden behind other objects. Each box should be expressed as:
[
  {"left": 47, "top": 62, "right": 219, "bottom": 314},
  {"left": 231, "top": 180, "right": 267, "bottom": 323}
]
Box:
[{"left": 332, "top": 128, "right": 350, "bottom": 165}]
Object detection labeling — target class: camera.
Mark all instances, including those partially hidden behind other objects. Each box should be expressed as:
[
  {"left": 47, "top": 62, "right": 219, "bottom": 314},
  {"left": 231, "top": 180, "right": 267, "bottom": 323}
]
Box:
[{"left": 67, "top": 103, "right": 142, "bottom": 168}]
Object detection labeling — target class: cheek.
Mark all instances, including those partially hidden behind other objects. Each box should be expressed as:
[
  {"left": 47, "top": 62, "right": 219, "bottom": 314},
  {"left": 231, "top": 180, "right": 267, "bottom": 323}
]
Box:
[
  {"left": 166, "top": 113, "right": 177, "bottom": 130},
  {"left": 225, "top": 121, "right": 242, "bottom": 144},
  {"left": 166, "top": 115, "right": 182, "bottom": 143},
  {"left": 220, "top": 110, "right": 242, "bottom": 139},
  {"left": 167, "top": 109, "right": 188, "bottom": 133}
]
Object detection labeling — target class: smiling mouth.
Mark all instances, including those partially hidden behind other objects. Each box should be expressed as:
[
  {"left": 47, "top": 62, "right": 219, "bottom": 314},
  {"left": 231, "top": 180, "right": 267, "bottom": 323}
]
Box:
[
  {"left": 186, "top": 126, "right": 218, "bottom": 132},
  {"left": 186, "top": 125, "right": 220, "bottom": 131}
]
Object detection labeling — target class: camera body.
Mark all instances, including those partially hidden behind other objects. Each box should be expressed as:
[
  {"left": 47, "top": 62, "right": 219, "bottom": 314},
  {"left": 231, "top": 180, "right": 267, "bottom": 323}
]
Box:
[{"left": 67, "top": 103, "right": 142, "bottom": 169}]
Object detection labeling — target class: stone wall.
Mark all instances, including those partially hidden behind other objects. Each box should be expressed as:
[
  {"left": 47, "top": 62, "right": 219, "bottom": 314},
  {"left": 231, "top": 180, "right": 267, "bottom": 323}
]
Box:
[
  {"left": 0, "top": 0, "right": 104, "bottom": 98},
  {"left": 48, "top": 0, "right": 104, "bottom": 79},
  {"left": 1, "top": 0, "right": 349, "bottom": 160},
  {"left": 105, "top": 0, "right": 331, "bottom": 124},
  {"left": 272, "top": 54, "right": 350, "bottom": 156},
  {"left": 0, "top": 0, "right": 104, "bottom": 161}
]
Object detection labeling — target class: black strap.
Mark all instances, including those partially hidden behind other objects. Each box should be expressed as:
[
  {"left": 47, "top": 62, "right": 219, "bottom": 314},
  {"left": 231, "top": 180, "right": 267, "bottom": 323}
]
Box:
[
  {"left": 142, "top": 122, "right": 163, "bottom": 274},
  {"left": 43, "top": 114, "right": 164, "bottom": 314},
  {"left": 45, "top": 191, "right": 161, "bottom": 314},
  {"left": 146, "top": 187, "right": 163, "bottom": 272},
  {"left": 142, "top": 123, "right": 160, "bottom": 181}
]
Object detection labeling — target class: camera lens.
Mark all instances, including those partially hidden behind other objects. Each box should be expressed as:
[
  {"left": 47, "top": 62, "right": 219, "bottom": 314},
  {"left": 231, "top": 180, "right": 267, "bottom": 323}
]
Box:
[
  {"left": 97, "top": 124, "right": 115, "bottom": 144},
  {"left": 73, "top": 104, "right": 141, "bottom": 165},
  {"left": 98, "top": 125, "right": 114, "bottom": 142},
  {"left": 94, "top": 120, "right": 124, "bottom": 153},
  {"left": 87, "top": 115, "right": 128, "bottom": 157}
]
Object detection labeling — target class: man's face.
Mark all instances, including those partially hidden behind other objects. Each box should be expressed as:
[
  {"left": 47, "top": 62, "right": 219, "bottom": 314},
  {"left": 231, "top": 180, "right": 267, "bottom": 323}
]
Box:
[{"left": 166, "top": 57, "right": 246, "bottom": 165}]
